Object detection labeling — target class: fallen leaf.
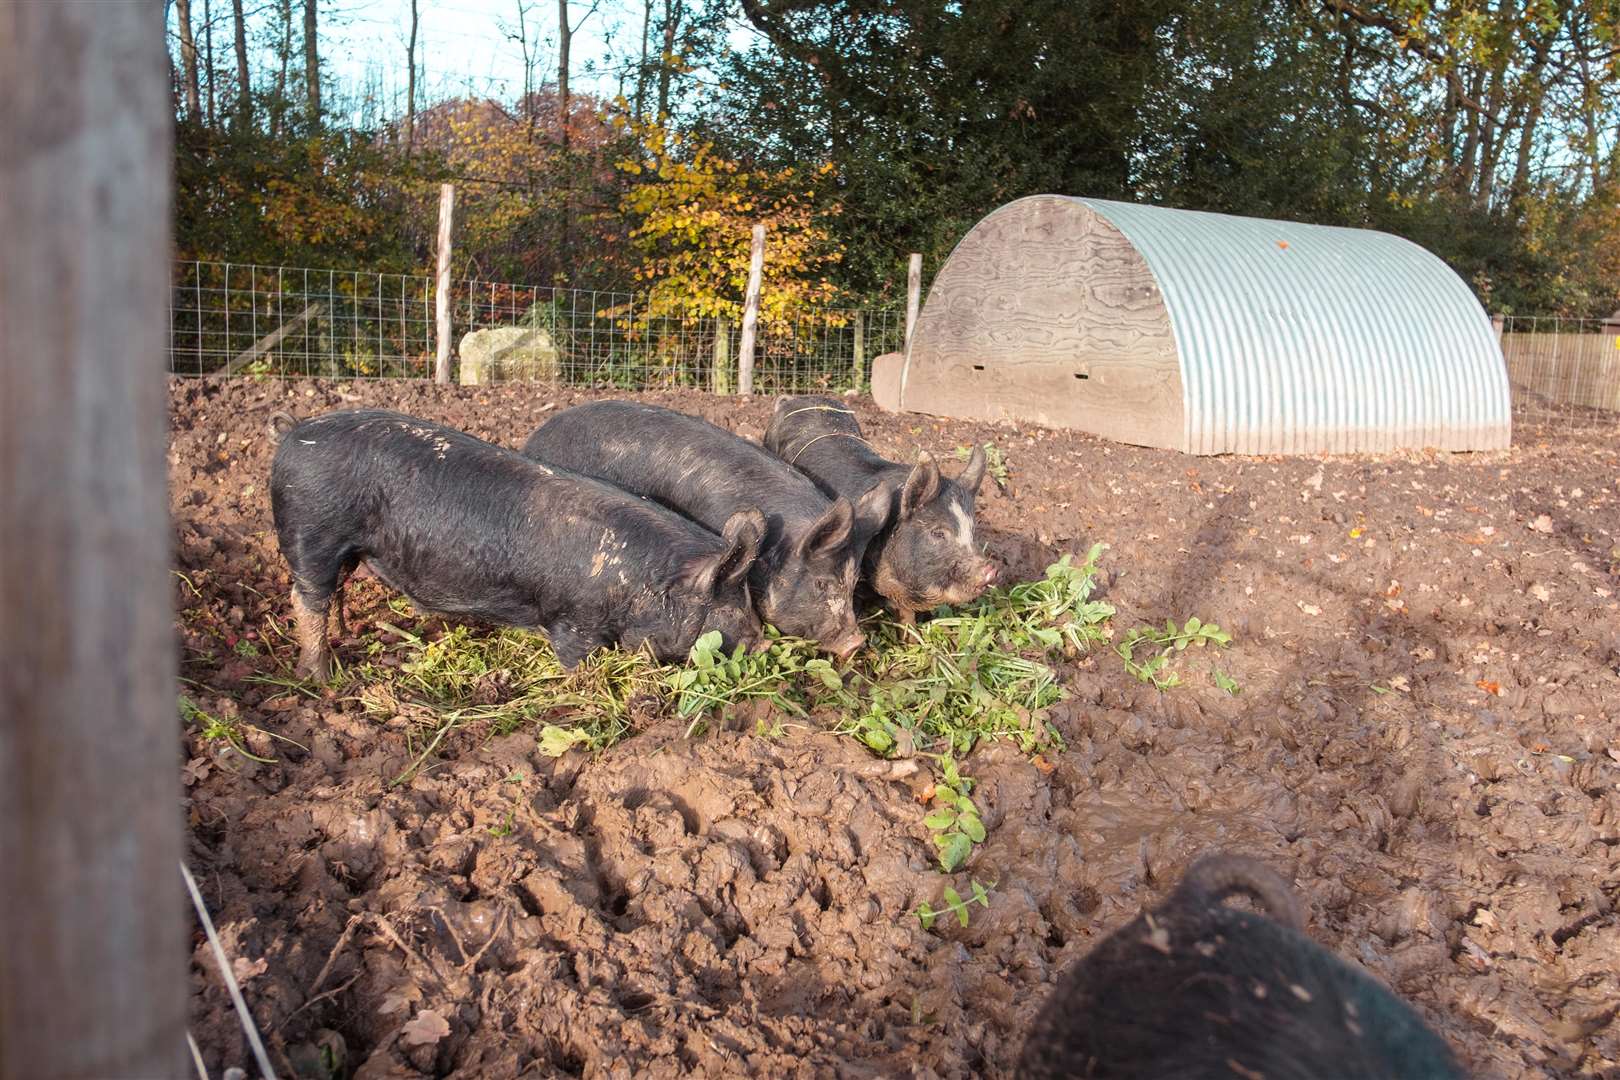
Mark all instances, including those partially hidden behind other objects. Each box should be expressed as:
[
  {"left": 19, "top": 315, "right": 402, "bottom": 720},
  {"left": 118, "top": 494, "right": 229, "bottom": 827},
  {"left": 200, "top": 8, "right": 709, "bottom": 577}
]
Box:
[
  {"left": 1472, "top": 908, "right": 1499, "bottom": 931},
  {"left": 378, "top": 990, "right": 415, "bottom": 1016},
  {"left": 915, "top": 783, "right": 936, "bottom": 804},
  {"left": 1476, "top": 680, "right": 1501, "bottom": 696},
  {"left": 1528, "top": 514, "right": 1553, "bottom": 534},
  {"left": 400, "top": 1009, "right": 451, "bottom": 1047},
  {"left": 1296, "top": 601, "right": 1322, "bottom": 616},
  {"left": 1349, "top": 527, "right": 1363, "bottom": 539},
  {"left": 1030, "top": 754, "right": 1055, "bottom": 775},
  {"left": 231, "top": 956, "right": 267, "bottom": 983},
  {"left": 1388, "top": 675, "right": 1411, "bottom": 693},
  {"left": 1529, "top": 583, "right": 1552, "bottom": 603}
]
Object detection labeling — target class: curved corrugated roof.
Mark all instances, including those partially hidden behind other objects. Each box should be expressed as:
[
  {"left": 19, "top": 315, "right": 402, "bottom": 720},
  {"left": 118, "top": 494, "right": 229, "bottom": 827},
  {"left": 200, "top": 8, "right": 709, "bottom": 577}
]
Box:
[{"left": 1076, "top": 198, "right": 1510, "bottom": 454}]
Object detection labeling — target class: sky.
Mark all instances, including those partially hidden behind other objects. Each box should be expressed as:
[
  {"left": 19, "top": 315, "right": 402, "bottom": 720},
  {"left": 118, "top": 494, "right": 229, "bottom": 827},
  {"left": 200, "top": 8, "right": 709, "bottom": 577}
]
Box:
[{"left": 176, "top": 0, "right": 763, "bottom": 122}]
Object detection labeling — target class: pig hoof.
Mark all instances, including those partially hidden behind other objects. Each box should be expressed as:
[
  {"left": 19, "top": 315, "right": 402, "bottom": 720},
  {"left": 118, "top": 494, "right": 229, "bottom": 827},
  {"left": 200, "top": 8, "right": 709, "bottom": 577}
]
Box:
[{"left": 296, "top": 652, "right": 333, "bottom": 682}]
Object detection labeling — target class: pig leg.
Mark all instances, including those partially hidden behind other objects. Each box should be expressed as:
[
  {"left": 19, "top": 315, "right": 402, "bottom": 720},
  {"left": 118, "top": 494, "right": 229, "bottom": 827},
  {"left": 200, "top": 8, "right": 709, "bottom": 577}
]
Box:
[
  {"left": 894, "top": 605, "right": 917, "bottom": 625},
  {"left": 290, "top": 585, "right": 335, "bottom": 681},
  {"left": 326, "top": 558, "right": 357, "bottom": 639}
]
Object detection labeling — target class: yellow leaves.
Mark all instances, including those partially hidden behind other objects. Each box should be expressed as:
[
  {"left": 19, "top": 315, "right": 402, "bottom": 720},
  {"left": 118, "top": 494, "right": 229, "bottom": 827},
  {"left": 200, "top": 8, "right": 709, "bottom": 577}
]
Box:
[{"left": 616, "top": 117, "right": 845, "bottom": 325}]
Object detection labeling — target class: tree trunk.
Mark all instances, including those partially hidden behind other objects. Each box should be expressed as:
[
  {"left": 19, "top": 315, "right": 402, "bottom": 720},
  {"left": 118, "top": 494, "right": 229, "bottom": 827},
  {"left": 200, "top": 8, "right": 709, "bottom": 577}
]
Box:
[
  {"left": 272, "top": 0, "right": 290, "bottom": 136},
  {"left": 0, "top": 0, "right": 186, "bottom": 1074},
  {"left": 656, "top": 0, "right": 680, "bottom": 120},
  {"left": 1509, "top": 38, "right": 1552, "bottom": 204},
  {"left": 203, "top": 0, "right": 215, "bottom": 126},
  {"left": 231, "top": 0, "right": 251, "bottom": 128},
  {"left": 303, "top": 0, "right": 320, "bottom": 129},
  {"left": 635, "top": 0, "right": 652, "bottom": 121},
  {"left": 558, "top": 0, "right": 572, "bottom": 150},
  {"left": 176, "top": 0, "right": 201, "bottom": 119},
  {"left": 405, "top": 0, "right": 418, "bottom": 155}
]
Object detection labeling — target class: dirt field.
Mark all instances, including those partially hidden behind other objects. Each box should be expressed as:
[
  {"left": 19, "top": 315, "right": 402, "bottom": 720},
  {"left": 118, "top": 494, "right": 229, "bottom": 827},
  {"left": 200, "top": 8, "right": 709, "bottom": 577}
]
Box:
[{"left": 171, "top": 376, "right": 1620, "bottom": 1079}]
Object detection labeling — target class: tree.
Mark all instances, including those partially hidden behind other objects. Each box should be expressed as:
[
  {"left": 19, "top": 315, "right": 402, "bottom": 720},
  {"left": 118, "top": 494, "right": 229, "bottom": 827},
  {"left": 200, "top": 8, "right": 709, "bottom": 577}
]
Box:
[
  {"left": 176, "top": 0, "right": 201, "bottom": 119},
  {"left": 303, "top": 0, "right": 319, "bottom": 129},
  {"left": 231, "top": 0, "right": 251, "bottom": 128},
  {"left": 616, "top": 118, "right": 844, "bottom": 320},
  {"left": 405, "top": 0, "right": 418, "bottom": 156}
]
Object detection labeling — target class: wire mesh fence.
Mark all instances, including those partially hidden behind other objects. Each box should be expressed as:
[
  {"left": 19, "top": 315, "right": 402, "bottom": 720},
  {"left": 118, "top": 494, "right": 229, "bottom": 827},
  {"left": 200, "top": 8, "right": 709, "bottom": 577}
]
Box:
[
  {"left": 170, "top": 260, "right": 904, "bottom": 393},
  {"left": 1499, "top": 314, "right": 1620, "bottom": 434}
]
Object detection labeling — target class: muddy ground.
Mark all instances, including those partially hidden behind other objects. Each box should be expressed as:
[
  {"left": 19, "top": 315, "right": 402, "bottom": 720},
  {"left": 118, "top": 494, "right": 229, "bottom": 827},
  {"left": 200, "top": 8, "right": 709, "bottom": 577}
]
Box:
[{"left": 171, "top": 376, "right": 1620, "bottom": 1078}]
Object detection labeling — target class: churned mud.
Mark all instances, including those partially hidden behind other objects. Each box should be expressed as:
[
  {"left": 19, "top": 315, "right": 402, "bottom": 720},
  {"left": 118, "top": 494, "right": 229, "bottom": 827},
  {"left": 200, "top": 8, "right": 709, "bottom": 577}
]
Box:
[{"left": 171, "top": 377, "right": 1620, "bottom": 1078}]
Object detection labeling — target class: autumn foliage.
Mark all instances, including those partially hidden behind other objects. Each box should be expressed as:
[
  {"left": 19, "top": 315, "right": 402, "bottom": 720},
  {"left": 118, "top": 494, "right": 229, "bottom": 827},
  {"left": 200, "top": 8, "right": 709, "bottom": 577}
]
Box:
[{"left": 615, "top": 117, "right": 845, "bottom": 320}]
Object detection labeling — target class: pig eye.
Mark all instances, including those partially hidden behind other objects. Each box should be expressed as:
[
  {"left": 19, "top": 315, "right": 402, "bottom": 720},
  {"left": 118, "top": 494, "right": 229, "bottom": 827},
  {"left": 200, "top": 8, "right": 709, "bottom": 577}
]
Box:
[{"left": 930, "top": 527, "right": 951, "bottom": 541}]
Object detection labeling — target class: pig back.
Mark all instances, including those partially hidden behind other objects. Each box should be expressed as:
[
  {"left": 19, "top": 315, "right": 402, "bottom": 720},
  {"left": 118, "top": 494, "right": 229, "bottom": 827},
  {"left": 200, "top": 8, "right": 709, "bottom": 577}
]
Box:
[
  {"left": 763, "top": 395, "right": 897, "bottom": 501},
  {"left": 522, "top": 400, "right": 832, "bottom": 539}
]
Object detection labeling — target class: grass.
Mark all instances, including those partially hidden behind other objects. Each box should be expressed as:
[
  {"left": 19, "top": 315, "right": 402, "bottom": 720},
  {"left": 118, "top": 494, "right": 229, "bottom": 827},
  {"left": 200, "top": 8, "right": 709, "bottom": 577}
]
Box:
[{"left": 345, "top": 622, "right": 665, "bottom": 784}]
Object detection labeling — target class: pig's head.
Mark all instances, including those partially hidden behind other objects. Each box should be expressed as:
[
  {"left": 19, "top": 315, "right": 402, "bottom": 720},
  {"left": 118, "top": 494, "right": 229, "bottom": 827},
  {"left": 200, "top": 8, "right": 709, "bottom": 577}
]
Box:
[
  {"left": 643, "top": 508, "right": 766, "bottom": 661},
  {"left": 870, "top": 447, "right": 997, "bottom": 618},
  {"left": 762, "top": 489, "right": 890, "bottom": 659}
]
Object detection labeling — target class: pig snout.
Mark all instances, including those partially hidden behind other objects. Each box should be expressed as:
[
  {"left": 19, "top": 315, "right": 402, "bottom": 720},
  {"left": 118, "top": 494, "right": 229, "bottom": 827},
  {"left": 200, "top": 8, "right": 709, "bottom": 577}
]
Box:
[
  {"left": 977, "top": 559, "right": 998, "bottom": 587},
  {"left": 828, "top": 632, "right": 865, "bottom": 661}
]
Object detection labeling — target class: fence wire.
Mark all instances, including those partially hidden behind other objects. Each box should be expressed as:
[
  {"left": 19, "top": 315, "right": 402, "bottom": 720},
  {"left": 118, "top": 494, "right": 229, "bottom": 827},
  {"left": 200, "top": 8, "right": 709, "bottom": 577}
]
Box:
[
  {"left": 1499, "top": 314, "right": 1620, "bottom": 434},
  {"left": 170, "top": 260, "right": 903, "bottom": 393}
]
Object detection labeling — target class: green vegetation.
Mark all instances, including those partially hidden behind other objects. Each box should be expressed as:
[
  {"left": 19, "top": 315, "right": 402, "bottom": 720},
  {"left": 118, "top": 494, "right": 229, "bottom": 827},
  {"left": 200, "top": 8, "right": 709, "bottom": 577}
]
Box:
[
  {"left": 917, "top": 879, "right": 994, "bottom": 930},
  {"left": 1115, "top": 616, "right": 1234, "bottom": 690}
]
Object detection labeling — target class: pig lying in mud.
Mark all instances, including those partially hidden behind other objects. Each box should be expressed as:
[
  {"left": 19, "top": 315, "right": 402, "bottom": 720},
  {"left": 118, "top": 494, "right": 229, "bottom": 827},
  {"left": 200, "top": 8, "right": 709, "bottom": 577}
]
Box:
[
  {"left": 522, "top": 400, "right": 892, "bottom": 658},
  {"left": 764, "top": 395, "right": 995, "bottom": 622},
  {"left": 1018, "top": 852, "right": 1463, "bottom": 1079},
  {"left": 269, "top": 409, "right": 764, "bottom": 678}
]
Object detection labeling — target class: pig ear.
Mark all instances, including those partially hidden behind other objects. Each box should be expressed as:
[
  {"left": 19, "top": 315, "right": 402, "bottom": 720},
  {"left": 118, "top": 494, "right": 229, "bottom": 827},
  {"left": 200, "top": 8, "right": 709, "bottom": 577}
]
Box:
[
  {"left": 681, "top": 509, "right": 765, "bottom": 596},
  {"left": 854, "top": 478, "right": 897, "bottom": 537},
  {"left": 899, "top": 454, "right": 942, "bottom": 519},
  {"left": 956, "top": 445, "right": 988, "bottom": 495},
  {"left": 714, "top": 508, "right": 766, "bottom": 591},
  {"left": 799, "top": 497, "right": 854, "bottom": 559}
]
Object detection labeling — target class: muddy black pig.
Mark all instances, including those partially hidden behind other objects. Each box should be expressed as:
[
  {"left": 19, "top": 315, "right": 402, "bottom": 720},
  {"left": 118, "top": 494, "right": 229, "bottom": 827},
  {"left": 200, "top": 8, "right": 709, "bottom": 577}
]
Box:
[
  {"left": 269, "top": 409, "right": 765, "bottom": 678},
  {"left": 1018, "top": 852, "right": 1463, "bottom": 1079},
  {"left": 764, "top": 395, "right": 995, "bottom": 622},
  {"left": 521, "top": 401, "right": 893, "bottom": 657}
]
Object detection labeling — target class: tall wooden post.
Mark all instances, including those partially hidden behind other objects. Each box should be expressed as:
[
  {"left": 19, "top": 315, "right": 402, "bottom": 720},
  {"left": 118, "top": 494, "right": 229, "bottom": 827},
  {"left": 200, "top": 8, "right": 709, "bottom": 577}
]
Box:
[
  {"left": 0, "top": 2, "right": 186, "bottom": 1076},
  {"left": 434, "top": 182, "right": 455, "bottom": 383},
  {"left": 736, "top": 223, "right": 765, "bottom": 396},
  {"left": 905, "top": 253, "right": 922, "bottom": 354},
  {"left": 852, "top": 310, "right": 866, "bottom": 388}
]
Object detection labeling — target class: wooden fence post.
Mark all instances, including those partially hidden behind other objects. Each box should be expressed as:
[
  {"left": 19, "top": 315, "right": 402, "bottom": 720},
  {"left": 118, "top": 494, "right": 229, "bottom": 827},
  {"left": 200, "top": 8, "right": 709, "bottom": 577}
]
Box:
[
  {"left": 0, "top": 2, "right": 186, "bottom": 1076},
  {"left": 434, "top": 182, "right": 455, "bottom": 383},
  {"left": 712, "top": 317, "right": 733, "bottom": 394},
  {"left": 905, "top": 252, "right": 922, "bottom": 354},
  {"left": 736, "top": 223, "right": 765, "bottom": 395},
  {"left": 852, "top": 310, "right": 866, "bottom": 388}
]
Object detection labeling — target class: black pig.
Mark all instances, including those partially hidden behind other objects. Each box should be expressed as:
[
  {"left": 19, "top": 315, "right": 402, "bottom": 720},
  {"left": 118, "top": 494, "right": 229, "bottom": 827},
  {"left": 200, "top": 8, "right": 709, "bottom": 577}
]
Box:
[
  {"left": 521, "top": 401, "right": 892, "bottom": 657},
  {"left": 1018, "top": 852, "right": 1463, "bottom": 1079},
  {"left": 764, "top": 396, "right": 995, "bottom": 622},
  {"left": 269, "top": 409, "right": 764, "bottom": 678}
]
